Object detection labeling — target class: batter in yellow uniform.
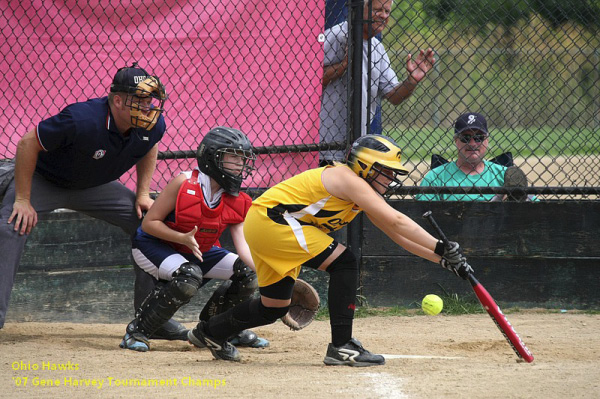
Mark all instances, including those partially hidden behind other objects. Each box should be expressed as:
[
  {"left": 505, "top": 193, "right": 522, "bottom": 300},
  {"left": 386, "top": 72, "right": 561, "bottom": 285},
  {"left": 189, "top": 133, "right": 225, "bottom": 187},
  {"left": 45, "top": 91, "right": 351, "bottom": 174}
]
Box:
[
  {"left": 245, "top": 166, "right": 361, "bottom": 287},
  {"left": 188, "top": 135, "right": 474, "bottom": 367}
]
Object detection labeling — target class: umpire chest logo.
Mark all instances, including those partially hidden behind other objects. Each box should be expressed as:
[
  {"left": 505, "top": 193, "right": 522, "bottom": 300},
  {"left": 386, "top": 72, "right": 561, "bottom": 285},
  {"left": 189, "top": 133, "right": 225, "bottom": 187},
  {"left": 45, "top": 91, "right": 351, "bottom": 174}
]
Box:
[{"left": 93, "top": 149, "right": 106, "bottom": 160}]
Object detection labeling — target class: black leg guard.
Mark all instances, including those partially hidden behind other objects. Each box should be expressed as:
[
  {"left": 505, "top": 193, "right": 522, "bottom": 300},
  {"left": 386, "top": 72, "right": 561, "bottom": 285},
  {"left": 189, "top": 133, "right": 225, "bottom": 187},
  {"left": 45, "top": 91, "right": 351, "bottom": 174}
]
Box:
[
  {"left": 133, "top": 261, "right": 189, "bottom": 341},
  {"left": 203, "top": 297, "right": 289, "bottom": 341},
  {"left": 129, "top": 263, "right": 202, "bottom": 338},
  {"left": 133, "top": 261, "right": 158, "bottom": 310},
  {"left": 199, "top": 258, "right": 258, "bottom": 322},
  {"left": 326, "top": 248, "right": 359, "bottom": 347}
]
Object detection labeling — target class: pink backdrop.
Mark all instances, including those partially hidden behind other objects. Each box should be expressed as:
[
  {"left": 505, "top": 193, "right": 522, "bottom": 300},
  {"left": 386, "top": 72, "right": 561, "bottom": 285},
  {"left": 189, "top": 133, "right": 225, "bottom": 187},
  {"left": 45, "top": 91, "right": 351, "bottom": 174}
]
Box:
[{"left": 0, "top": 0, "right": 325, "bottom": 189}]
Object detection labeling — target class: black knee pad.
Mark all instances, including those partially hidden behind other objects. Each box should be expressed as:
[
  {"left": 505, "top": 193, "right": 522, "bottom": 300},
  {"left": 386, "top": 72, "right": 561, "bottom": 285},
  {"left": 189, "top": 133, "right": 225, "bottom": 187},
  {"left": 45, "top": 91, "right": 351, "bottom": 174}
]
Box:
[
  {"left": 199, "top": 258, "right": 258, "bottom": 322},
  {"left": 326, "top": 247, "right": 358, "bottom": 274},
  {"left": 258, "top": 276, "right": 296, "bottom": 300},
  {"left": 171, "top": 263, "right": 203, "bottom": 303},
  {"left": 229, "top": 257, "right": 259, "bottom": 299}
]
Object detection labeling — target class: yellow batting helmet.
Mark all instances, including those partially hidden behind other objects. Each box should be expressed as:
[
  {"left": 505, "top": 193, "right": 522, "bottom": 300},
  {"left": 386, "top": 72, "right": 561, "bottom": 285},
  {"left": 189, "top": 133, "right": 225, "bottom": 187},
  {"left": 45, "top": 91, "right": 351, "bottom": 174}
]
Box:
[{"left": 346, "top": 135, "right": 409, "bottom": 197}]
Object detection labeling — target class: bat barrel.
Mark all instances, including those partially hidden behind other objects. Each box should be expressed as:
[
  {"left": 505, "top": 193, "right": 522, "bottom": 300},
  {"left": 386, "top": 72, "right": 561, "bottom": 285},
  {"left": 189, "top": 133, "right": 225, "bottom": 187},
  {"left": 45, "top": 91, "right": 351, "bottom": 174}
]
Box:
[{"left": 423, "top": 211, "right": 534, "bottom": 363}]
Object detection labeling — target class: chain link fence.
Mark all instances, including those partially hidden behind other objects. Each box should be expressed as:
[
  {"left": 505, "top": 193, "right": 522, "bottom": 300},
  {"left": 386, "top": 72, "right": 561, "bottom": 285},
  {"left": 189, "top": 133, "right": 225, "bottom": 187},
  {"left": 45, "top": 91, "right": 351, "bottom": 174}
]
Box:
[
  {"left": 1, "top": 0, "right": 599, "bottom": 200},
  {"left": 326, "top": 0, "right": 600, "bottom": 200}
]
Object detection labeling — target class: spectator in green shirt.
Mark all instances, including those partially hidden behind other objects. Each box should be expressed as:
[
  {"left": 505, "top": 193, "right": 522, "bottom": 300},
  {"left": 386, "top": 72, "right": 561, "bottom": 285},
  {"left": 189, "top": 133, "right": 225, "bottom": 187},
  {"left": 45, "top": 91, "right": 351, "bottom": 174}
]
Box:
[{"left": 416, "top": 112, "right": 531, "bottom": 201}]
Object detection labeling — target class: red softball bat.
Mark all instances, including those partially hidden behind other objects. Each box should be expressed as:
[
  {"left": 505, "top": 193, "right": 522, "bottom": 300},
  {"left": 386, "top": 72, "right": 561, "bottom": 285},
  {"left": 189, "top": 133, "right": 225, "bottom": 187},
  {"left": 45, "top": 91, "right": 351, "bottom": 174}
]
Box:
[
  {"left": 423, "top": 211, "right": 534, "bottom": 363},
  {"left": 468, "top": 274, "right": 534, "bottom": 363}
]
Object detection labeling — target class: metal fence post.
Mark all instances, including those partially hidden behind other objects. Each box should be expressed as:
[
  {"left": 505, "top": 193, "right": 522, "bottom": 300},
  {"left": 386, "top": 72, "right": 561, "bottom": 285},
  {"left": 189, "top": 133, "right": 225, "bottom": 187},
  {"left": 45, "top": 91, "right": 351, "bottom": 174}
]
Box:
[{"left": 347, "top": 0, "right": 364, "bottom": 268}]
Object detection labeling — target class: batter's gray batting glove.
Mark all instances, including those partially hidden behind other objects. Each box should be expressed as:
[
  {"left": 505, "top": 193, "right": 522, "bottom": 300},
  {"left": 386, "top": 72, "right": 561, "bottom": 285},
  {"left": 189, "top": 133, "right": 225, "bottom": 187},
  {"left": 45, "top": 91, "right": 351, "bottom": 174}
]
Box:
[
  {"left": 434, "top": 240, "right": 463, "bottom": 264},
  {"left": 440, "top": 256, "right": 474, "bottom": 280}
]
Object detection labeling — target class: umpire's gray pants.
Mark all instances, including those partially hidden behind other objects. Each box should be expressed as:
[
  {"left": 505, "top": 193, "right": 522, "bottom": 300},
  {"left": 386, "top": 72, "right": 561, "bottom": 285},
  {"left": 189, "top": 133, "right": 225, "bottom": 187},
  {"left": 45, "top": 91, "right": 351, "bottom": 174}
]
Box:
[{"left": 0, "top": 173, "right": 142, "bottom": 328}]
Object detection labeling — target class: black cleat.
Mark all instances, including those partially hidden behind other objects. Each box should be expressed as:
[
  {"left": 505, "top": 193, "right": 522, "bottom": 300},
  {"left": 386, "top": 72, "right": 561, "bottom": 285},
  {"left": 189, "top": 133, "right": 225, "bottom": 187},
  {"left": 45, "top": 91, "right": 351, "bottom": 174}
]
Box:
[
  {"left": 149, "top": 319, "right": 189, "bottom": 341},
  {"left": 323, "top": 338, "right": 385, "bottom": 367},
  {"left": 188, "top": 322, "right": 241, "bottom": 362}
]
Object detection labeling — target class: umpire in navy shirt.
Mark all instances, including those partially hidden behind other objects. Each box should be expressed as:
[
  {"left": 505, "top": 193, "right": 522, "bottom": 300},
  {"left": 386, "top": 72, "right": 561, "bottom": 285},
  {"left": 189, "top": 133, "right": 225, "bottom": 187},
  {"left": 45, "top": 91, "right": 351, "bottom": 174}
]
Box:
[{"left": 0, "top": 63, "right": 186, "bottom": 339}]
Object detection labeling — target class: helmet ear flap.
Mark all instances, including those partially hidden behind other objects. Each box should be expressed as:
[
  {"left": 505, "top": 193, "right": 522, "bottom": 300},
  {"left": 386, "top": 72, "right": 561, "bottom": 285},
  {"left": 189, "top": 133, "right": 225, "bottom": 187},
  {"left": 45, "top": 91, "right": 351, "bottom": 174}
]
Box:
[{"left": 196, "top": 143, "right": 207, "bottom": 168}]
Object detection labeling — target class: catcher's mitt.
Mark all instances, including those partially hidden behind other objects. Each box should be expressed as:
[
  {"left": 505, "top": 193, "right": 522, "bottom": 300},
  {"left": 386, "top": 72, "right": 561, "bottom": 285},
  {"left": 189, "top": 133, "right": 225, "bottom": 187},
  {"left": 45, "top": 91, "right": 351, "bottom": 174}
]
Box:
[{"left": 280, "top": 278, "right": 320, "bottom": 331}]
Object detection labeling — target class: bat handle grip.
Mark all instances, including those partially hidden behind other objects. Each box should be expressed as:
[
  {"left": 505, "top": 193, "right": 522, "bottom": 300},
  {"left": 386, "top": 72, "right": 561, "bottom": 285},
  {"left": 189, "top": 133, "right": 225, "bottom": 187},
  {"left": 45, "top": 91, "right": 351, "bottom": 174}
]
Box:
[
  {"left": 467, "top": 272, "right": 478, "bottom": 286},
  {"left": 423, "top": 211, "right": 475, "bottom": 278},
  {"left": 422, "top": 211, "right": 451, "bottom": 247}
]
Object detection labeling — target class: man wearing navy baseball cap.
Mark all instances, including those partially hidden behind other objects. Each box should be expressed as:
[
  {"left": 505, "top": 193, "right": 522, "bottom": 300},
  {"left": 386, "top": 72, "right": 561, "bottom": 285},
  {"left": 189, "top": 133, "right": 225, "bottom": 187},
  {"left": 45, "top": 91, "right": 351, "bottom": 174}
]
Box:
[
  {"left": 416, "top": 111, "right": 531, "bottom": 201},
  {"left": 454, "top": 112, "right": 489, "bottom": 136},
  {"left": 0, "top": 62, "right": 188, "bottom": 341}
]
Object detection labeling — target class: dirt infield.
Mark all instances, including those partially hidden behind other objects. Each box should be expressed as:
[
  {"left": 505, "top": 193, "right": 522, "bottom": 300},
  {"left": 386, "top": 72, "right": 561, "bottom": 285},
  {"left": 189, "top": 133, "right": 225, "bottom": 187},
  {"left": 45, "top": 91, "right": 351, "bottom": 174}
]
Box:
[{"left": 1, "top": 312, "right": 599, "bottom": 398}]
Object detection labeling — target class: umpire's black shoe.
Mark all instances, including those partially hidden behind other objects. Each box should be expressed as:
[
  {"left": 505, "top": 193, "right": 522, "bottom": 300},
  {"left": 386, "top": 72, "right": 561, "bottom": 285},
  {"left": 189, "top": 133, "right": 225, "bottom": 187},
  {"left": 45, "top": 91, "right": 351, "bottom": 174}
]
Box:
[
  {"left": 188, "top": 322, "right": 241, "bottom": 362},
  {"left": 149, "top": 319, "right": 189, "bottom": 341},
  {"left": 323, "top": 338, "right": 385, "bottom": 367}
]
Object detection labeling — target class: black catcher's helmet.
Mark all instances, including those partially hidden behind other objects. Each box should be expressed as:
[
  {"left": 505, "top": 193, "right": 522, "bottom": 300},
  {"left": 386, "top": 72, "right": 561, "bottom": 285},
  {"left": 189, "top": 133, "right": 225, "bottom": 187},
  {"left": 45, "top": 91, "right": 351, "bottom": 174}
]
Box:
[
  {"left": 196, "top": 127, "right": 256, "bottom": 196},
  {"left": 346, "top": 134, "right": 409, "bottom": 198}
]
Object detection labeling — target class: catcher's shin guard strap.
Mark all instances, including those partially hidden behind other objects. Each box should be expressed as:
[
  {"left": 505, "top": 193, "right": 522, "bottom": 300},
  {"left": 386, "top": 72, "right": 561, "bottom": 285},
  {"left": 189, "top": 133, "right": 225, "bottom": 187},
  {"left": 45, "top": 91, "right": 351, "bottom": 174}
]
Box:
[{"left": 326, "top": 248, "right": 358, "bottom": 345}]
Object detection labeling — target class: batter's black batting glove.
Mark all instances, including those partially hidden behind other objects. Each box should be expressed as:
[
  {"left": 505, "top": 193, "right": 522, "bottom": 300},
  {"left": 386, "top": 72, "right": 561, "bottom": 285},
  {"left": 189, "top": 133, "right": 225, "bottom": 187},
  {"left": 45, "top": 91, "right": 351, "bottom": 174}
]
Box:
[
  {"left": 434, "top": 240, "right": 463, "bottom": 264},
  {"left": 440, "top": 257, "right": 474, "bottom": 280}
]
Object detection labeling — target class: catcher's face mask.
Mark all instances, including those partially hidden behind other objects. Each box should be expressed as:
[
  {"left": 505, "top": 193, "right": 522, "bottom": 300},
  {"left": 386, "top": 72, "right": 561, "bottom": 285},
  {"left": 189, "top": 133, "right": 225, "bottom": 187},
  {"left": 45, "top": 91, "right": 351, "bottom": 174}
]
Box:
[
  {"left": 217, "top": 150, "right": 256, "bottom": 181},
  {"left": 124, "top": 76, "right": 167, "bottom": 131}
]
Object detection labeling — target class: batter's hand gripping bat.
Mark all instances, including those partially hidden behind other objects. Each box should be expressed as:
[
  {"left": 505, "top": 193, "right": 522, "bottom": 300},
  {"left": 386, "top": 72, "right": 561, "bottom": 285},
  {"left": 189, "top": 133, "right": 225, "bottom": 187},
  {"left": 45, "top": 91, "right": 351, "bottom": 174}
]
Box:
[{"left": 423, "top": 211, "right": 534, "bottom": 363}]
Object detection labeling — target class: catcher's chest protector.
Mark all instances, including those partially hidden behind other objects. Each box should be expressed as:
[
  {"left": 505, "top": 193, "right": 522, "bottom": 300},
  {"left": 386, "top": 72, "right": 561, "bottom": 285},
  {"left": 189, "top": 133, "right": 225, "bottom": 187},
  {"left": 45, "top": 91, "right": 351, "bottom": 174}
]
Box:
[{"left": 165, "top": 170, "right": 251, "bottom": 253}]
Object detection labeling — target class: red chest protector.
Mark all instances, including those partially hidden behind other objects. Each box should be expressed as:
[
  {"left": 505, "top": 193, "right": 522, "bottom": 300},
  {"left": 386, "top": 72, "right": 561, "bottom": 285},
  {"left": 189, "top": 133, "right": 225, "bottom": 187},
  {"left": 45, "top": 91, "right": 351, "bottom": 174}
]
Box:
[{"left": 164, "top": 169, "right": 252, "bottom": 254}]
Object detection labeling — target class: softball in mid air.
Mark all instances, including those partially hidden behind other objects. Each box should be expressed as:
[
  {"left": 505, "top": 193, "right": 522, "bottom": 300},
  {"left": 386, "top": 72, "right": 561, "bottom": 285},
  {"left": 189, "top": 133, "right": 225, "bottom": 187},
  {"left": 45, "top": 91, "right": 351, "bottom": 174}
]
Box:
[{"left": 422, "top": 294, "right": 443, "bottom": 315}]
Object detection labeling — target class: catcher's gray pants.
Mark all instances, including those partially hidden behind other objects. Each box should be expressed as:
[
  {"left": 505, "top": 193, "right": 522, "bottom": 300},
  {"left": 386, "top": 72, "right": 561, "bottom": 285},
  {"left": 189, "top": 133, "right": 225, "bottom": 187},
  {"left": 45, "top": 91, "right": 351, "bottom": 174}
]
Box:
[{"left": 0, "top": 172, "right": 144, "bottom": 328}]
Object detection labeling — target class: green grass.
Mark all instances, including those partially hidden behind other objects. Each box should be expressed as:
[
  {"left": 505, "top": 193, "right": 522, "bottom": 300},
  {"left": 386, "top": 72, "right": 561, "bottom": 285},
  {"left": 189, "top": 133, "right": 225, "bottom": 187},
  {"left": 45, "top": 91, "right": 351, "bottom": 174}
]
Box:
[
  {"left": 314, "top": 285, "right": 538, "bottom": 320},
  {"left": 436, "top": 292, "right": 486, "bottom": 315},
  {"left": 315, "top": 289, "right": 486, "bottom": 319},
  {"left": 385, "top": 126, "right": 600, "bottom": 161},
  {"left": 314, "top": 293, "right": 600, "bottom": 319},
  {"left": 315, "top": 303, "right": 600, "bottom": 320}
]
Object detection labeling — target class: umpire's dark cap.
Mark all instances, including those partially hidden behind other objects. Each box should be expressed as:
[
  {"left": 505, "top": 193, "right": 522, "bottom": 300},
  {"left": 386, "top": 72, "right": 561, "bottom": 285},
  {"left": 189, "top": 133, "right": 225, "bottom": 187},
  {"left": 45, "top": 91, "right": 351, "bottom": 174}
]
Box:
[
  {"left": 110, "top": 62, "right": 150, "bottom": 93},
  {"left": 454, "top": 112, "right": 489, "bottom": 136}
]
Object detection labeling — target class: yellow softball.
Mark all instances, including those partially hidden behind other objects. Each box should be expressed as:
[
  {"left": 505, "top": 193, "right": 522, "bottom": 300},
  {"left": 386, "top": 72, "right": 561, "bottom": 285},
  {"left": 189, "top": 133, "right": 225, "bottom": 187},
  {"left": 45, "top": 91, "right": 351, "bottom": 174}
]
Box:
[{"left": 422, "top": 294, "right": 443, "bottom": 315}]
